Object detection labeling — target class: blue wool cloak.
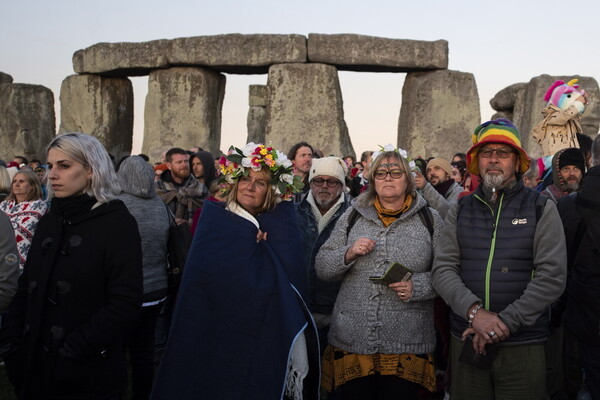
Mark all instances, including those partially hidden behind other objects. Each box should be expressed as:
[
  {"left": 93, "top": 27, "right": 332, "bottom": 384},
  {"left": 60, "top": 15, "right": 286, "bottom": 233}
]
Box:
[{"left": 151, "top": 201, "right": 318, "bottom": 399}]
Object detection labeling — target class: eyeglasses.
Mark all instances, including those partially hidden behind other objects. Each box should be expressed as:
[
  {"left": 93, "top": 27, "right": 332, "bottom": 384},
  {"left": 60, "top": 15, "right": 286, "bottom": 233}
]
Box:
[
  {"left": 374, "top": 169, "right": 404, "bottom": 180},
  {"left": 479, "top": 148, "right": 514, "bottom": 159},
  {"left": 311, "top": 178, "right": 341, "bottom": 188}
]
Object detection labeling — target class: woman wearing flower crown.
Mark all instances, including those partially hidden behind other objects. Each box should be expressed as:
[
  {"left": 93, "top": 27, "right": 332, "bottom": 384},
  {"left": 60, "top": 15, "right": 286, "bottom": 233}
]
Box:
[
  {"left": 316, "top": 145, "right": 443, "bottom": 399},
  {"left": 151, "top": 143, "right": 320, "bottom": 400}
]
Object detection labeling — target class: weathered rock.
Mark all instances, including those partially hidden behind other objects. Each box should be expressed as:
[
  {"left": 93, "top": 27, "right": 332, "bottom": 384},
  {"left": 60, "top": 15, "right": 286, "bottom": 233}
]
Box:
[
  {"left": 73, "top": 40, "right": 171, "bottom": 77},
  {"left": 490, "top": 83, "right": 526, "bottom": 111},
  {"left": 491, "top": 111, "right": 514, "bottom": 121},
  {"left": 249, "top": 84, "right": 268, "bottom": 107},
  {"left": 247, "top": 107, "right": 267, "bottom": 144},
  {"left": 0, "top": 83, "right": 55, "bottom": 162},
  {"left": 308, "top": 34, "right": 448, "bottom": 72},
  {"left": 0, "top": 72, "right": 13, "bottom": 84},
  {"left": 264, "top": 63, "right": 354, "bottom": 159},
  {"left": 59, "top": 74, "right": 133, "bottom": 161},
  {"left": 169, "top": 34, "right": 307, "bottom": 74},
  {"left": 73, "top": 34, "right": 307, "bottom": 76},
  {"left": 142, "top": 67, "right": 225, "bottom": 162},
  {"left": 512, "top": 74, "right": 600, "bottom": 158},
  {"left": 398, "top": 70, "right": 480, "bottom": 159}
]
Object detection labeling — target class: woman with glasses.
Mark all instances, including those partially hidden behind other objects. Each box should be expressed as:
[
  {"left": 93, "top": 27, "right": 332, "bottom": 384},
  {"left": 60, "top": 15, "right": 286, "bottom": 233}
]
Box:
[{"left": 316, "top": 147, "right": 443, "bottom": 400}]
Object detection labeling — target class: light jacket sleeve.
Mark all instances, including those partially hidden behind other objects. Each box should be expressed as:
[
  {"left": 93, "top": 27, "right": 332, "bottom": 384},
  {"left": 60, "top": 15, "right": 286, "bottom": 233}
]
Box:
[
  {"left": 419, "top": 182, "right": 462, "bottom": 220},
  {"left": 431, "top": 203, "right": 481, "bottom": 319},
  {"left": 498, "top": 200, "right": 567, "bottom": 333}
]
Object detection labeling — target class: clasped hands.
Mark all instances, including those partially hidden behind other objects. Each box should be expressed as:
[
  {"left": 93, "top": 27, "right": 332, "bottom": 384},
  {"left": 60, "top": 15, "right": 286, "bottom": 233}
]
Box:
[{"left": 462, "top": 305, "right": 510, "bottom": 354}]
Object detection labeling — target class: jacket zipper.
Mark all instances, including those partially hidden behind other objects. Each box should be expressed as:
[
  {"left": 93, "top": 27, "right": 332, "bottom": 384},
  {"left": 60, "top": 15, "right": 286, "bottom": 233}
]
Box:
[{"left": 473, "top": 193, "right": 504, "bottom": 310}]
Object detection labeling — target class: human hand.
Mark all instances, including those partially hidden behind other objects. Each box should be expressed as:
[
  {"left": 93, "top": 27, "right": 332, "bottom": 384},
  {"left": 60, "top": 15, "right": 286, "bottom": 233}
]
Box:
[
  {"left": 470, "top": 308, "right": 510, "bottom": 344},
  {"left": 175, "top": 218, "right": 187, "bottom": 225},
  {"left": 256, "top": 230, "right": 268, "bottom": 243},
  {"left": 344, "top": 238, "right": 376, "bottom": 264},
  {"left": 461, "top": 328, "right": 488, "bottom": 354},
  {"left": 414, "top": 171, "right": 426, "bottom": 189},
  {"left": 389, "top": 279, "right": 413, "bottom": 300}
]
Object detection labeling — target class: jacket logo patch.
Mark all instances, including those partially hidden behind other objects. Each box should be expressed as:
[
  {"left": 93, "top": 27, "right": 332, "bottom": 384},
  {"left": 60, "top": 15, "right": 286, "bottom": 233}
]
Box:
[{"left": 512, "top": 218, "right": 528, "bottom": 225}]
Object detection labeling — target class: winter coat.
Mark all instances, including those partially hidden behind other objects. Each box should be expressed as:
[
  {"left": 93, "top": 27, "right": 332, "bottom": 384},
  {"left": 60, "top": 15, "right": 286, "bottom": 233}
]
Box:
[
  {"left": 419, "top": 180, "right": 463, "bottom": 219},
  {"left": 316, "top": 193, "right": 442, "bottom": 355},
  {"left": 155, "top": 170, "right": 206, "bottom": 225},
  {"left": 0, "top": 196, "right": 143, "bottom": 399},
  {"left": 557, "top": 166, "right": 600, "bottom": 344},
  {"left": 117, "top": 156, "right": 169, "bottom": 301},
  {"left": 0, "top": 212, "right": 19, "bottom": 312}
]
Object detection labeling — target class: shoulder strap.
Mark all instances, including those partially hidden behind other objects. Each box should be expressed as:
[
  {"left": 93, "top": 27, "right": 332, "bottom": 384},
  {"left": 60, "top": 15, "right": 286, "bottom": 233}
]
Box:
[
  {"left": 346, "top": 207, "right": 360, "bottom": 237},
  {"left": 417, "top": 206, "right": 434, "bottom": 239},
  {"left": 534, "top": 192, "right": 549, "bottom": 222}
]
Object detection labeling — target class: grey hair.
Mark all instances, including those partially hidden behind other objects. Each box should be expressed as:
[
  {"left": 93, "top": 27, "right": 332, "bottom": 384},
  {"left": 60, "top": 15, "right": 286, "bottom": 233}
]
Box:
[
  {"left": 356, "top": 151, "right": 415, "bottom": 208},
  {"left": 592, "top": 135, "right": 600, "bottom": 167},
  {"left": 0, "top": 167, "right": 10, "bottom": 194},
  {"left": 46, "top": 133, "right": 120, "bottom": 203}
]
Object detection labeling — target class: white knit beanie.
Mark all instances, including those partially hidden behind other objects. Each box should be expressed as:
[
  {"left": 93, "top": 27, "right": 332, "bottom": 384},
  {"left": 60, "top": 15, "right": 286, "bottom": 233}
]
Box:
[{"left": 308, "top": 156, "right": 347, "bottom": 184}]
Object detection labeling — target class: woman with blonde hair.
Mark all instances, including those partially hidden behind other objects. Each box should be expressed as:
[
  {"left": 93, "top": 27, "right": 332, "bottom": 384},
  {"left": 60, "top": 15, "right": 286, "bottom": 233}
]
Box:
[
  {"left": 0, "top": 133, "right": 143, "bottom": 399},
  {"left": 0, "top": 169, "right": 48, "bottom": 270}
]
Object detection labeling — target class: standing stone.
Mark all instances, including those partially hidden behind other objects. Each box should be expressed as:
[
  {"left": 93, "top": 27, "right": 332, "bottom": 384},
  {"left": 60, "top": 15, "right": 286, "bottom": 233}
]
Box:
[
  {"left": 0, "top": 72, "right": 13, "bottom": 84},
  {"left": 59, "top": 74, "right": 134, "bottom": 161},
  {"left": 247, "top": 85, "right": 268, "bottom": 144},
  {"left": 512, "top": 74, "right": 600, "bottom": 158},
  {"left": 265, "top": 63, "right": 354, "bottom": 158},
  {"left": 490, "top": 83, "right": 526, "bottom": 112},
  {"left": 0, "top": 83, "right": 55, "bottom": 162},
  {"left": 398, "top": 70, "right": 480, "bottom": 159},
  {"left": 142, "top": 67, "right": 225, "bottom": 161}
]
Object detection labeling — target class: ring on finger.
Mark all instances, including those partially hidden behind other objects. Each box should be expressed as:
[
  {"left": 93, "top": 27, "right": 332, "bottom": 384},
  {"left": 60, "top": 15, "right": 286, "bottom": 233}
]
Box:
[
  {"left": 400, "top": 291, "right": 405, "bottom": 296},
  {"left": 489, "top": 331, "right": 496, "bottom": 337}
]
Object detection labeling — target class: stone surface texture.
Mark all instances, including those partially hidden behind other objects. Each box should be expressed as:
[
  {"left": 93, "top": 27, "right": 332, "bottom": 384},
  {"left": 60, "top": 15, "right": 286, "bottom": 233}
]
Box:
[
  {"left": 0, "top": 72, "right": 13, "bottom": 84},
  {"left": 0, "top": 83, "right": 55, "bottom": 162},
  {"left": 249, "top": 84, "right": 268, "bottom": 107},
  {"left": 73, "top": 34, "right": 307, "bottom": 76},
  {"left": 59, "top": 74, "right": 134, "bottom": 161},
  {"left": 512, "top": 74, "right": 599, "bottom": 158},
  {"left": 142, "top": 67, "right": 225, "bottom": 162},
  {"left": 247, "top": 107, "right": 267, "bottom": 145},
  {"left": 265, "top": 63, "right": 354, "bottom": 159},
  {"left": 490, "top": 83, "right": 526, "bottom": 111},
  {"left": 398, "top": 70, "right": 480, "bottom": 160},
  {"left": 308, "top": 34, "right": 448, "bottom": 72}
]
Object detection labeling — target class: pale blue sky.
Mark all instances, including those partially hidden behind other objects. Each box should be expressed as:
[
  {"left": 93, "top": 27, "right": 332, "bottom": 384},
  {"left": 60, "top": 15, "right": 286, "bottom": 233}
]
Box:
[{"left": 2, "top": 0, "right": 599, "bottom": 158}]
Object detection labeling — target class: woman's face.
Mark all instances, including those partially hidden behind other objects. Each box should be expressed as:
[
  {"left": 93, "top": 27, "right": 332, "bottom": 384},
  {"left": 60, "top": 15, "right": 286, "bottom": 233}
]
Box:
[
  {"left": 191, "top": 156, "right": 204, "bottom": 179},
  {"left": 236, "top": 169, "right": 269, "bottom": 215},
  {"left": 373, "top": 157, "right": 407, "bottom": 202},
  {"left": 11, "top": 173, "right": 33, "bottom": 202},
  {"left": 451, "top": 166, "right": 463, "bottom": 183},
  {"left": 47, "top": 148, "right": 92, "bottom": 198}
]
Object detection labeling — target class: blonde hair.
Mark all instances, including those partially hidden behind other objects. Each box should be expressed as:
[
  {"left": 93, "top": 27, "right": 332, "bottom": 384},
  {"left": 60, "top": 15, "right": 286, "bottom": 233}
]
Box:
[
  {"left": 227, "top": 167, "right": 277, "bottom": 215},
  {"left": 0, "top": 167, "right": 10, "bottom": 195},
  {"left": 357, "top": 151, "right": 415, "bottom": 207},
  {"left": 47, "top": 133, "right": 120, "bottom": 203}
]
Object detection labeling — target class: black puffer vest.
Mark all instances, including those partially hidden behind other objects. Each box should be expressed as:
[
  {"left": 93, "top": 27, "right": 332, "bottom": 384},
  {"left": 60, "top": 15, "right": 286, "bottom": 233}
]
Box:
[{"left": 450, "top": 181, "right": 550, "bottom": 343}]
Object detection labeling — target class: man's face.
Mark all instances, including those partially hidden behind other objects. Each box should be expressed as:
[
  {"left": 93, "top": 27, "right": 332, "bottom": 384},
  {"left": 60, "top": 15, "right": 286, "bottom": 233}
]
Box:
[
  {"left": 426, "top": 165, "right": 449, "bottom": 186},
  {"left": 559, "top": 165, "right": 583, "bottom": 192},
  {"left": 293, "top": 146, "right": 313, "bottom": 175},
  {"left": 477, "top": 144, "right": 518, "bottom": 189},
  {"left": 310, "top": 175, "right": 343, "bottom": 212},
  {"left": 167, "top": 153, "right": 190, "bottom": 182}
]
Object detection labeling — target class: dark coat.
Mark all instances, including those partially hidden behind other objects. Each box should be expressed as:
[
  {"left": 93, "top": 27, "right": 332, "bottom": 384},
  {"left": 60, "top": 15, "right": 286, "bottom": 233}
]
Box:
[
  {"left": 557, "top": 165, "right": 600, "bottom": 344},
  {"left": 0, "top": 197, "right": 143, "bottom": 399}
]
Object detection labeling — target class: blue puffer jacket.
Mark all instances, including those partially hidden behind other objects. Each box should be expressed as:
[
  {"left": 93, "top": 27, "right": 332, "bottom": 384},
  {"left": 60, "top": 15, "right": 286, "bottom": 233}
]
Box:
[{"left": 297, "top": 193, "right": 351, "bottom": 315}]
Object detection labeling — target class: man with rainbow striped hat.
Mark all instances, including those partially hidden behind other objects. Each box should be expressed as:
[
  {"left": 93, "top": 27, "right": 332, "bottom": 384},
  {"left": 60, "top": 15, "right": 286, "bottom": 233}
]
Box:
[{"left": 431, "top": 118, "right": 567, "bottom": 399}]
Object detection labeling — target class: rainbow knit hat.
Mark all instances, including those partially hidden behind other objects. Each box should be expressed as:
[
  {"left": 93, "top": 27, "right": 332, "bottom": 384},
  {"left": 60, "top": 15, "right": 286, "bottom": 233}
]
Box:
[{"left": 466, "top": 118, "right": 530, "bottom": 176}]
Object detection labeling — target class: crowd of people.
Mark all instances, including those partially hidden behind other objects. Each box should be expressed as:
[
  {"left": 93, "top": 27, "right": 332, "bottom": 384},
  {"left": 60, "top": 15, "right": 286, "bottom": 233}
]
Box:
[{"left": 0, "top": 118, "right": 597, "bottom": 400}]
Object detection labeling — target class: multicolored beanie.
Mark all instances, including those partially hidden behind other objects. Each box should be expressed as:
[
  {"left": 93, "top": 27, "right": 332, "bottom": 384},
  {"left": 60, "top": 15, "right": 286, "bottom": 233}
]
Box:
[
  {"left": 544, "top": 79, "right": 585, "bottom": 112},
  {"left": 466, "top": 118, "right": 530, "bottom": 176}
]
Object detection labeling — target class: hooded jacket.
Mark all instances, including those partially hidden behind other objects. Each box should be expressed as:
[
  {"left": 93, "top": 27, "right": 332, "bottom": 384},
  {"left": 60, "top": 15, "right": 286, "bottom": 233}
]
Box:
[
  {"left": 118, "top": 156, "right": 169, "bottom": 301},
  {"left": 541, "top": 148, "right": 585, "bottom": 203}
]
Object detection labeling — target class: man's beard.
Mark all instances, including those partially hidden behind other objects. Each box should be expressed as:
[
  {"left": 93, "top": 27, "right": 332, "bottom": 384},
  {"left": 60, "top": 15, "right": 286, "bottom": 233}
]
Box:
[
  {"left": 482, "top": 172, "right": 505, "bottom": 190},
  {"left": 315, "top": 191, "right": 339, "bottom": 211},
  {"left": 564, "top": 180, "right": 580, "bottom": 192},
  {"left": 172, "top": 168, "right": 190, "bottom": 181}
]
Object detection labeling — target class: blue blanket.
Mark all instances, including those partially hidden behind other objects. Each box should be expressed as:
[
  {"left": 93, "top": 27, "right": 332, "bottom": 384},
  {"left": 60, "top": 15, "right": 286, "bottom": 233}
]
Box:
[{"left": 151, "top": 201, "right": 317, "bottom": 399}]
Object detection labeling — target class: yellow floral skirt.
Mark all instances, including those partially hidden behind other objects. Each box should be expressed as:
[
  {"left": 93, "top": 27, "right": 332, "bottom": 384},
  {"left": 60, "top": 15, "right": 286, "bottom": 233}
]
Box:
[{"left": 321, "top": 345, "right": 436, "bottom": 392}]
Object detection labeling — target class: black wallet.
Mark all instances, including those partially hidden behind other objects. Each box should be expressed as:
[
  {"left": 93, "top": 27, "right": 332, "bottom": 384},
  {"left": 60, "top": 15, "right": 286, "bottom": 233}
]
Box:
[
  {"left": 369, "top": 262, "right": 413, "bottom": 284},
  {"left": 458, "top": 335, "right": 499, "bottom": 370}
]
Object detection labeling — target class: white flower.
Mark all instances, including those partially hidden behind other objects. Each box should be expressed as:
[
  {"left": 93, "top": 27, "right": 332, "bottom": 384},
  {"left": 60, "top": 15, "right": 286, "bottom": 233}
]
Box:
[
  {"left": 383, "top": 143, "right": 396, "bottom": 152},
  {"left": 242, "top": 142, "right": 258, "bottom": 156},
  {"left": 275, "top": 150, "right": 293, "bottom": 168},
  {"left": 409, "top": 160, "right": 416, "bottom": 171},
  {"left": 280, "top": 173, "right": 294, "bottom": 184},
  {"left": 241, "top": 157, "right": 253, "bottom": 168},
  {"left": 398, "top": 148, "right": 408, "bottom": 159},
  {"left": 372, "top": 151, "right": 382, "bottom": 162}
]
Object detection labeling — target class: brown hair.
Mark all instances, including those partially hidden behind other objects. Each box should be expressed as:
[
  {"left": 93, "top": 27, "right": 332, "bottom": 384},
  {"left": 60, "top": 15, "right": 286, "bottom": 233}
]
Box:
[
  {"left": 227, "top": 167, "right": 277, "bottom": 215},
  {"left": 357, "top": 151, "right": 415, "bottom": 207}
]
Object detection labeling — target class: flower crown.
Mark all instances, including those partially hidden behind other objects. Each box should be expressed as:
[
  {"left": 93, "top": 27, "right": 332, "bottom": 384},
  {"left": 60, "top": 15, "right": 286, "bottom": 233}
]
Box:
[
  {"left": 372, "top": 144, "right": 418, "bottom": 173},
  {"left": 218, "top": 143, "right": 304, "bottom": 200}
]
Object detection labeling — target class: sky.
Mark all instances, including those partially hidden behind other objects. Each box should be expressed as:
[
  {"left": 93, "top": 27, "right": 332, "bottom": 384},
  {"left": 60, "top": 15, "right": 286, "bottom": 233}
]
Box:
[{"left": 2, "top": 0, "right": 599, "bottom": 160}]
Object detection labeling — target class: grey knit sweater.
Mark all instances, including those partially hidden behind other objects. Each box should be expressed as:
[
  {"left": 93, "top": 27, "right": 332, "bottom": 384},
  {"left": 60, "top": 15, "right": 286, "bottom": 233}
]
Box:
[{"left": 315, "top": 193, "right": 442, "bottom": 355}]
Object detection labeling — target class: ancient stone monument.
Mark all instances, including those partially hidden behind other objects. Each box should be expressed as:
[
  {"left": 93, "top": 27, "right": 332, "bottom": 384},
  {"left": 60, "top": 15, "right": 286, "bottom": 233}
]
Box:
[
  {"left": 0, "top": 73, "right": 55, "bottom": 162},
  {"left": 247, "top": 85, "right": 268, "bottom": 144}
]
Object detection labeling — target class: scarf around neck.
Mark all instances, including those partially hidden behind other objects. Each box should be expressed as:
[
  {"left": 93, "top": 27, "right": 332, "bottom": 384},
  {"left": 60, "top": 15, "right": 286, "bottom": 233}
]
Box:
[{"left": 374, "top": 195, "right": 413, "bottom": 227}]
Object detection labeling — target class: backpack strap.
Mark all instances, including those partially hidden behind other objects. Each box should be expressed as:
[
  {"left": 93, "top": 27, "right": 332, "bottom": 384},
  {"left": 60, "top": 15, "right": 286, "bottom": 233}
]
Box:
[
  {"left": 417, "top": 206, "right": 434, "bottom": 239},
  {"left": 346, "top": 207, "right": 360, "bottom": 237}
]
